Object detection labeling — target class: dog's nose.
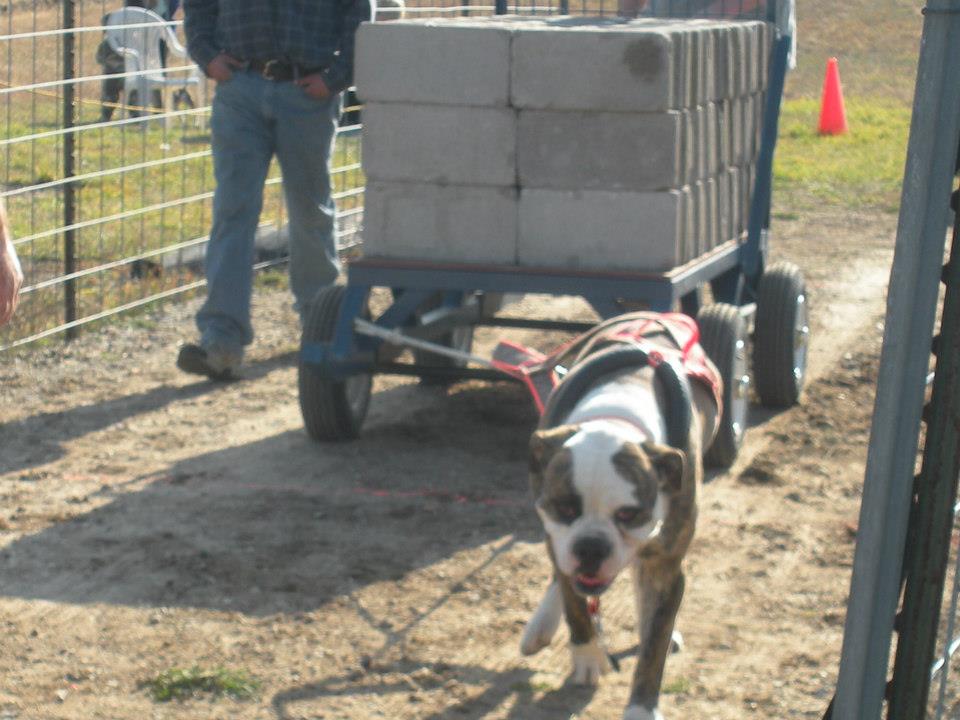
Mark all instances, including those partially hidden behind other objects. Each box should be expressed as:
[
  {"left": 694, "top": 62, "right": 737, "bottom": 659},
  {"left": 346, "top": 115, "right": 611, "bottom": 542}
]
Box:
[{"left": 572, "top": 534, "right": 612, "bottom": 575}]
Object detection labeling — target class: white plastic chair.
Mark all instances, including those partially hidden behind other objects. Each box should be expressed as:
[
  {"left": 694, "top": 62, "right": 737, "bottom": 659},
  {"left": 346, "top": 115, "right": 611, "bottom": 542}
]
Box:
[{"left": 104, "top": 7, "right": 205, "bottom": 128}]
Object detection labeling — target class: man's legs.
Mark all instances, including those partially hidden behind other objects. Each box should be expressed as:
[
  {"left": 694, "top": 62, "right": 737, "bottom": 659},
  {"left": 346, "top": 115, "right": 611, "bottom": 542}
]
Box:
[
  {"left": 274, "top": 84, "right": 342, "bottom": 317},
  {"left": 185, "top": 73, "right": 274, "bottom": 376}
]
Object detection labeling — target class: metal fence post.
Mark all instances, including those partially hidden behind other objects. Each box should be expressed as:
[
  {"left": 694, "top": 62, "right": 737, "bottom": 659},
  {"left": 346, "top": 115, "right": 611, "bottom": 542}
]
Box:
[
  {"left": 832, "top": 1, "right": 960, "bottom": 717},
  {"left": 62, "top": 0, "right": 77, "bottom": 340}
]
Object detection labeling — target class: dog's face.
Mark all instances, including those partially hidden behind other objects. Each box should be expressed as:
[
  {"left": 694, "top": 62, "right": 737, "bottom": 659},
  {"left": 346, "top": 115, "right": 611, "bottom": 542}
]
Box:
[{"left": 530, "top": 423, "right": 685, "bottom": 596}]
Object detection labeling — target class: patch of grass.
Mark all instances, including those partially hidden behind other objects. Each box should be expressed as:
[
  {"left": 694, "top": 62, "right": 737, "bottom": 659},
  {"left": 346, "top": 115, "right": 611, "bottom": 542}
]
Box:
[
  {"left": 511, "top": 679, "right": 557, "bottom": 693},
  {"left": 774, "top": 97, "right": 911, "bottom": 212},
  {"left": 662, "top": 677, "right": 692, "bottom": 695},
  {"left": 143, "top": 665, "right": 260, "bottom": 702}
]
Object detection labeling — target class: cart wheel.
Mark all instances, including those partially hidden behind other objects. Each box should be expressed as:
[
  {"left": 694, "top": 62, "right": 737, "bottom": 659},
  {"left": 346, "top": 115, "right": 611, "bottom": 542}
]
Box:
[
  {"left": 298, "top": 285, "right": 372, "bottom": 441},
  {"left": 697, "top": 303, "right": 750, "bottom": 469},
  {"left": 753, "top": 262, "right": 809, "bottom": 407},
  {"left": 413, "top": 295, "right": 476, "bottom": 385}
]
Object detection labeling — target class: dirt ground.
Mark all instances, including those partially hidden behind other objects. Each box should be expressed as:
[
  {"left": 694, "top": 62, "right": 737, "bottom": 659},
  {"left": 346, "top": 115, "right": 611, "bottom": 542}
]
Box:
[{"left": 0, "top": 205, "right": 898, "bottom": 720}]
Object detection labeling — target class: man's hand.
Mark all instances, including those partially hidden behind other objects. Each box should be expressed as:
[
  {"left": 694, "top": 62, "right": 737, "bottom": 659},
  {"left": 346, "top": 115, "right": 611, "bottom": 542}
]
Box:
[
  {"left": 0, "top": 231, "right": 23, "bottom": 328},
  {"left": 205, "top": 53, "right": 244, "bottom": 83},
  {"left": 296, "top": 73, "right": 331, "bottom": 100}
]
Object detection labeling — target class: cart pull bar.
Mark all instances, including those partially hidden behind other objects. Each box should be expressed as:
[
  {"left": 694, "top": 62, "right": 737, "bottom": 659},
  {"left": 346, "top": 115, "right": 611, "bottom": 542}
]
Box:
[{"left": 354, "top": 317, "right": 494, "bottom": 368}]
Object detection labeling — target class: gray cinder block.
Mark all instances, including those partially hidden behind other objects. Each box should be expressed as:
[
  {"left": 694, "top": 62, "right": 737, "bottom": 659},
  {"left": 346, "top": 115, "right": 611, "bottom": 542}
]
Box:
[
  {"left": 517, "top": 110, "right": 684, "bottom": 191},
  {"left": 727, "top": 167, "right": 742, "bottom": 237},
  {"left": 717, "top": 171, "right": 730, "bottom": 245},
  {"left": 712, "top": 24, "right": 732, "bottom": 101},
  {"left": 718, "top": 99, "right": 732, "bottom": 169},
  {"left": 354, "top": 20, "right": 512, "bottom": 106},
  {"left": 364, "top": 181, "right": 518, "bottom": 264},
  {"left": 681, "top": 184, "right": 695, "bottom": 264},
  {"left": 512, "top": 19, "right": 678, "bottom": 111},
  {"left": 518, "top": 188, "right": 687, "bottom": 272},
  {"left": 754, "top": 91, "right": 766, "bottom": 160},
  {"left": 706, "top": 176, "right": 719, "bottom": 252},
  {"left": 362, "top": 102, "right": 517, "bottom": 187},
  {"left": 747, "top": 22, "right": 761, "bottom": 94},
  {"left": 731, "top": 24, "right": 749, "bottom": 98},
  {"left": 692, "top": 180, "right": 706, "bottom": 258},
  {"left": 706, "top": 102, "right": 719, "bottom": 177},
  {"left": 681, "top": 108, "right": 696, "bottom": 185}
]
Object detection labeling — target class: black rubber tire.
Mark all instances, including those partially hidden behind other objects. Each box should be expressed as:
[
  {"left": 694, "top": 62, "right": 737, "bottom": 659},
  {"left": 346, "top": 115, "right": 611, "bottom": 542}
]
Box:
[
  {"left": 298, "top": 285, "right": 372, "bottom": 441},
  {"left": 697, "top": 303, "right": 750, "bottom": 469},
  {"left": 753, "top": 261, "right": 809, "bottom": 408},
  {"left": 413, "top": 293, "right": 475, "bottom": 386}
]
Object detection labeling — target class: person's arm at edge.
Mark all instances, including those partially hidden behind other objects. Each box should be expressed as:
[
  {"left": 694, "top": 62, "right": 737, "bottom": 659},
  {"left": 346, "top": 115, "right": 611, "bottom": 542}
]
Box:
[
  {"left": 320, "top": 0, "right": 374, "bottom": 96},
  {"left": 0, "top": 201, "right": 23, "bottom": 327}
]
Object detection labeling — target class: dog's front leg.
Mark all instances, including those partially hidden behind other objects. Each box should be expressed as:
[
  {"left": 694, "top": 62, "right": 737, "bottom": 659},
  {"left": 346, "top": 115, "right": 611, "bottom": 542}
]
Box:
[
  {"left": 557, "top": 573, "right": 611, "bottom": 686},
  {"left": 624, "top": 558, "right": 685, "bottom": 720},
  {"left": 520, "top": 577, "right": 563, "bottom": 655}
]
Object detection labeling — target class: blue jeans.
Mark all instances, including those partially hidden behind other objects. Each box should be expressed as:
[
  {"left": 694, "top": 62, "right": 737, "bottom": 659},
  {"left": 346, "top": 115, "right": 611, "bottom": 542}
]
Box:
[{"left": 197, "top": 70, "right": 341, "bottom": 351}]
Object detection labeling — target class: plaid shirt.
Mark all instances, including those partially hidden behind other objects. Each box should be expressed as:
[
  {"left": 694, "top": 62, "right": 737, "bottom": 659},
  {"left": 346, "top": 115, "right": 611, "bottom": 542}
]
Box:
[{"left": 183, "top": 0, "right": 372, "bottom": 94}]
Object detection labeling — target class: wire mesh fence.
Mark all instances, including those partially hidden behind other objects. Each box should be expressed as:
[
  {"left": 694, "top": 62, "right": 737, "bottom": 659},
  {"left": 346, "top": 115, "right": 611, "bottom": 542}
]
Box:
[{"left": 0, "top": 0, "right": 778, "bottom": 352}]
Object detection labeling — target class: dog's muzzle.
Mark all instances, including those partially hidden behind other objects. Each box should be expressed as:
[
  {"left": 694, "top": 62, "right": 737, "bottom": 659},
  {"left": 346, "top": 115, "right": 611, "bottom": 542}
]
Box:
[{"left": 572, "top": 534, "right": 613, "bottom": 577}]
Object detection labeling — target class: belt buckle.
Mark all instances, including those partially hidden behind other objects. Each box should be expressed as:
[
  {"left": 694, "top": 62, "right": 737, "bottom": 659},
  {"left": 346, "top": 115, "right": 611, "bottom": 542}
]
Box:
[{"left": 261, "top": 59, "right": 280, "bottom": 80}]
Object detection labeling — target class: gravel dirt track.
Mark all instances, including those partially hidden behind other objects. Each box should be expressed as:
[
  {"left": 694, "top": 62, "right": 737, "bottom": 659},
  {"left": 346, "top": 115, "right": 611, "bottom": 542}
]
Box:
[{"left": 0, "top": 206, "right": 897, "bottom": 719}]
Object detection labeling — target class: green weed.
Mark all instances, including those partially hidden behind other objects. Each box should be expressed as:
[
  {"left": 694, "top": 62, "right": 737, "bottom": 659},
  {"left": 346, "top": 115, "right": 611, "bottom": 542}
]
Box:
[
  {"left": 662, "top": 677, "right": 692, "bottom": 694},
  {"left": 143, "top": 665, "right": 260, "bottom": 702}
]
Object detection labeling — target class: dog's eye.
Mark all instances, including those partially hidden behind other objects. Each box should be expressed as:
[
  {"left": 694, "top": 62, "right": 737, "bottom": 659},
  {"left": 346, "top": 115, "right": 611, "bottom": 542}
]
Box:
[
  {"left": 615, "top": 507, "right": 641, "bottom": 524},
  {"left": 553, "top": 498, "right": 581, "bottom": 523}
]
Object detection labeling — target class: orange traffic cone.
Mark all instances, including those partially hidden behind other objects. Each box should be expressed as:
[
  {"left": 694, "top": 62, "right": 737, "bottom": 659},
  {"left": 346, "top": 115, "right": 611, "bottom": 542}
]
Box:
[{"left": 818, "top": 57, "right": 848, "bottom": 135}]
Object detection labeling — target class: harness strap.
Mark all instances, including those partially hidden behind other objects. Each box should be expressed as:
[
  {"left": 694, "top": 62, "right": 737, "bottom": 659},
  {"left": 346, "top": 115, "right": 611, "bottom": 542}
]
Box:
[{"left": 541, "top": 345, "right": 693, "bottom": 450}]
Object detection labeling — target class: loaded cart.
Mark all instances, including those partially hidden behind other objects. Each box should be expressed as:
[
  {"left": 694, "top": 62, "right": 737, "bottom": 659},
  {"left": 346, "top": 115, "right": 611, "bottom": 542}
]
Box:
[{"left": 298, "top": 0, "right": 806, "bottom": 468}]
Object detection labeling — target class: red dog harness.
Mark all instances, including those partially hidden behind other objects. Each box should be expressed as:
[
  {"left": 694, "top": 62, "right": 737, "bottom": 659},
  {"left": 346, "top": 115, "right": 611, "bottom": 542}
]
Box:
[{"left": 491, "top": 312, "right": 722, "bottom": 420}]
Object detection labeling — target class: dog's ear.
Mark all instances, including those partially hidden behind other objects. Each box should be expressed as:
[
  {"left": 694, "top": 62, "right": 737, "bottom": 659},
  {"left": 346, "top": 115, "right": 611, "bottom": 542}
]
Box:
[
  {"left": 529, "top": 424, "right": 579, "bottom": 495},
  {"left": 640, "top": 441, "right": 686, "bottom": 494}
]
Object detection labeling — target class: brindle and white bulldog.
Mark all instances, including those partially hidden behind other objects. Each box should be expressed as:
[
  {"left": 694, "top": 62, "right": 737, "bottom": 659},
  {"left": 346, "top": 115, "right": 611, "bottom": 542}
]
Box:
[{"left": 520, "top": 324, "right": 720, "bottom": 720}]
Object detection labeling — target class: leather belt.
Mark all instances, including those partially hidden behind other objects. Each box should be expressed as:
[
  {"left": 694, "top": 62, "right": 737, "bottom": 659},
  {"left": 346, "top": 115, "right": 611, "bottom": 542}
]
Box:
[{"left": 246, "top": 59, "right": 322, "bottom": 82}]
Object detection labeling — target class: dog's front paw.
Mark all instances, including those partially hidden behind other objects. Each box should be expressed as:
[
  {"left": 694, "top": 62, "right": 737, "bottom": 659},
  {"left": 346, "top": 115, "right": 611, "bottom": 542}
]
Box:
[
  {"left": 569, "top": 639, "right": 611, "bottom": 686},
  {"left": 623, "top": 705, "right": 663, "bottom": 720},
  {"left": 520, "top": 581, "right": 562, "bottom": 656}
]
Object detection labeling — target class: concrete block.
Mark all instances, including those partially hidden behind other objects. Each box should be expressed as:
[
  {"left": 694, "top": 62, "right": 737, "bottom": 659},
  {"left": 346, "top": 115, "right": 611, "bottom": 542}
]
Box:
[
  {"left": 718, "top": 99, "right": 732, "bottom": 169},
  {"left": 354, "top": 20, "right": 512, "bottom": 106},
  {"left": 748, "top": 22, "right": 761, "bottom": 94},
  {"left": 692, "top": 105, "right": 705, "bottom": 181},
  {"left": 741, "top": 164, "right": 753, "bottom": 235},
  {"left": 712, "top": 24, "right": 732, "bottom": 101},
  {"left": 700, "top": 27, "right": 716, "bottom": 105},
  {"left": 512, "top": 19, "right": 678, "bottom": 111},
  {"left": 727, "top": 167, "right": 742, "bottom": 237},
  {"left": 731, "top": 24, "right": 749, "bottom": 97},
  {"left": 364, "top": 181, "right": 517, "bottom": 264},
  {"left": 692, "top": 180, "right": 706, "bottom": 258},
  {"left": 671, "top": 25, "right": 695, "bottom": 110},
  {"left": 681, "top": 108, "right": 696, "bottom": 185},
  {"left": 717, "top": 171, "right": 730, "bottom": 245},
  {"left": 706, "top": 102, "right": 719, "bottom": 177},
  {"left": 706, "top": 176, "right": 719, "bottom": 252},
  {"left": 362, "top": 103, "right": 517, "bottom": 187},
  {"left": 681, "top": 184, "right": 695, "bottom": 264},
  {"left": 759, "top": 21, "right": 771, "bottom": 91},
  {"left": 518, "top": 110, "right": 684, "bottom": 191},
  {"left": 518, "top": 188, "right": 686, "bottom": 272},
  {"left": 754, "top": 91, "right": 765, "bottom": 161}
]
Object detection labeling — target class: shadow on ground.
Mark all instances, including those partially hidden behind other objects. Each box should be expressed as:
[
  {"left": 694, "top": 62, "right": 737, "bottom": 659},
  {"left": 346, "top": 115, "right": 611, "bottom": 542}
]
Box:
[
  {"left": 0, "top": 381, "right": 542, "bottom": 616},
  {"left": 0, "top": 351, "right": 297, "bottom": 476}
]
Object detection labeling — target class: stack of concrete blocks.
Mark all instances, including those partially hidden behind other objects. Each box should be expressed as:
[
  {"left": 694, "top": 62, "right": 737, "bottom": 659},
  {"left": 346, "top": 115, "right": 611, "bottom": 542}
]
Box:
[{"left": 356, "top": 15, "right": 773, "bottom": 273}]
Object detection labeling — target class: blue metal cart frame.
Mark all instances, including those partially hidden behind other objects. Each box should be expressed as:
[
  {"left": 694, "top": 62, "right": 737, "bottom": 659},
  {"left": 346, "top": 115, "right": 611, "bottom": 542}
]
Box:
[{"left": 300, "top": 1, "right": 805, "bottom": 451}]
